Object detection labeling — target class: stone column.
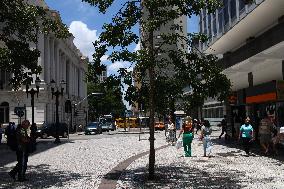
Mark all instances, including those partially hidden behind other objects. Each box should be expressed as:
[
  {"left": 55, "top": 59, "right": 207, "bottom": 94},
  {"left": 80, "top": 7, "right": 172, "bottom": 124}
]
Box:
[
  {"left": 38, "top": 33, "right": 45, "bottom": 81},
  {"left": 44, "top": 35, "right": 50, "bottom": 83},
  {"left": 49, "top": 37, "right": 54, "bottom": 81}
]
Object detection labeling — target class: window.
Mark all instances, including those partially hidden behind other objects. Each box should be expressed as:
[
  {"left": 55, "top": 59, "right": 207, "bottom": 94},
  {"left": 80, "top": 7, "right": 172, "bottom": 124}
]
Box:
[
  {"left": 224, "top": 0, "right": 229, "bottom": 25},
  {"left": 208, "top": 14, "right": 212, "bottom": 39},
  {"left": 0, "top": 69, "right": 11, "bottom": 90},
  {"left": 212, "top": 13, "right": 217, "bottom": 36},
  {"left": 239, "top": 0, "right": 245, "bottom": 14},
  {"left": 218, "top": 8, "right": 224, "bottom": 33},
  {"left": 230, "top": 0, "right": 236, "bottom": 20}
]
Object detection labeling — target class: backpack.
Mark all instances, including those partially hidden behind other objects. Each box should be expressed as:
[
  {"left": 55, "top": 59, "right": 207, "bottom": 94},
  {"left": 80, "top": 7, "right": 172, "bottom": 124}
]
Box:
[{"left": 5, "top": 125, "right": 18, "bottom": 151}]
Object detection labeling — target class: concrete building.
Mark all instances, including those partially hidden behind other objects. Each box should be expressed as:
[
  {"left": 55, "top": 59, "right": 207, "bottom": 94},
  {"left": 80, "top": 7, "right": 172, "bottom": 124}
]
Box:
[
  {"left": 133, "top": 5, "right": 187, "bottom": 129},
  {"left": 199, "top": 0, "right": 284, "bottom": 138},
  {"left": 0, "top": 0, "right": 88, "bottom": 128}
]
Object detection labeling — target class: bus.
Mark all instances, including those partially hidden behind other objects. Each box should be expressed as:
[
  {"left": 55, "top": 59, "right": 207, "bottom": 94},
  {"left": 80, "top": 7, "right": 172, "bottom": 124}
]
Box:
[
  {"left": 115, "top": 117, "right": 139, "bottom": 128},
  {"left": 99, "top": 114, "right": 116, "bottom": 131}
]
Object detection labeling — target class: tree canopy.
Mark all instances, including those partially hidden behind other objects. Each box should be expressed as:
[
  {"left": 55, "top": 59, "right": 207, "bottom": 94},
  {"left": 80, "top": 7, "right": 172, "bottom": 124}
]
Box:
[
  {"left": 0, "top": 0, "right": 69, "bottom": 89},
  {"left": 83, "top": 0, "right": 230, "bottom": 178}
]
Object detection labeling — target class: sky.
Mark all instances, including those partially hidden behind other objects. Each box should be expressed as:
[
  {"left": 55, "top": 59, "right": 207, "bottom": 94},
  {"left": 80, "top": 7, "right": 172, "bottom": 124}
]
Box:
[{"left": 45, "top": 0, "right": 199, "bottom": 76}]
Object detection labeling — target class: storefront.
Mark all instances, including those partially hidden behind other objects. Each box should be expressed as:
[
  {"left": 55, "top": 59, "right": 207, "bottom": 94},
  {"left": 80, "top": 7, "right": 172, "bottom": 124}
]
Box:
[{"left": 229, "top": 80, "right": 284, "bottom": 141}]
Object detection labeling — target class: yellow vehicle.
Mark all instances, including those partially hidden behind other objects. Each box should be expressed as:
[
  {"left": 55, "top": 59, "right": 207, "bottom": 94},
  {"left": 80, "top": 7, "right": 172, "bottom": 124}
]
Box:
[
  {"left": 115, "top": 118, "right": 125, "bottom": 128},
  {"left": 115, "top": 117, "right": 139, "bottom": 128}
]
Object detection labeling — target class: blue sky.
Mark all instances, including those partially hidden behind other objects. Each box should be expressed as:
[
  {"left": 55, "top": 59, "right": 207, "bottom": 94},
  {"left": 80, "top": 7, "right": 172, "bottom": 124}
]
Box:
[{"left": 45, "top": 0, "right": 199, "bottom": 76}]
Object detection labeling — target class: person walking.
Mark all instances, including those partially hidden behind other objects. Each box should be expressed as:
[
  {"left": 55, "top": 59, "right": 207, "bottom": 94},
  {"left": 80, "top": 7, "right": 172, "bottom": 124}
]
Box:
[
  {"left": 168, "top": 118, "right": 176, "bottom": 145},
  {"left": 200, "top": 120, "right": 213, "bottom": 157},
  {"left": 219, "top": 115, "right": 228, "bottom": 139},
  {"left": 178, "top": 116, "right": 194, "bottom": 157},
  {"left": 239, "top": 117, "right": 254, "bottom": 156},
  {"left": 9, "top": 120, "right": 31, "bottom": 182},
  {"left": 259, "top": 113, "right": 272, "bottom": 155}
]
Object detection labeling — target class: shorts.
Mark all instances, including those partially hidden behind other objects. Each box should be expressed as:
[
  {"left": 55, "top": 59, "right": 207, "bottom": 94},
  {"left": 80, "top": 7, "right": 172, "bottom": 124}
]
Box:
[{"left": 259, "top": 134, "right": 271, "bottom": 144}]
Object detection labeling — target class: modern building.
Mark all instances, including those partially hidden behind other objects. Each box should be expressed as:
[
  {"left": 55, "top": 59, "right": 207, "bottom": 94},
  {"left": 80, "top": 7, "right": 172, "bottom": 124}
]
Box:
[
  {"left": 0, "top": 0, "right": 88, "bottom": 128},
  {"left": 132, "top": 6, "right": 187, "bottom": 120},
  {"left": 199, "top": 0, "right": 284, "bottom": 138}
]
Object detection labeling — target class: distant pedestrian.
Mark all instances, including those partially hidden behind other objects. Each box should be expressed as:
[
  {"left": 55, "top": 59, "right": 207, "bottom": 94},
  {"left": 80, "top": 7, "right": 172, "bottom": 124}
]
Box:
[
  {"left": 168, "top": 119, "right": 176, "bottom": 145},
  {"left": 200, "top": 120, "right": 213, "bottom": 157},
  {"left": 239, "top": 117, "right": 254, "bottom": 156},
  {"left": 178, "top": 116, "right": 194, "bottom": 157},
  {"left": 0, "top": 123, "right": 3, "bottom": 143},
  {"left": 5, "top": 122, "right": 16, "bottom": 148},
  {"left": 219, "top": 115, "right": 228, "bottom": 139},
  {"left": 9, "top": 120, "right": 31, "bottom": 182},
  {"left": 194, "top": 119, "right": 201, "bottom": 134},
  {"left": 259, "top": 113, "right": 272, "bottom": 155}
]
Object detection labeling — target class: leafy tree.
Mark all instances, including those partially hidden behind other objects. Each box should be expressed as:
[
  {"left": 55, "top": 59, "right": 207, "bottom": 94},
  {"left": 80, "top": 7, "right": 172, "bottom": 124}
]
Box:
[
  {"left": 83, "top": 0, "right": 231, "bottom": 179},
  {"left": 0, "top": 0, "right": 69, "bottom": 89},
  {"left": 87, "top": 76, "right": 126, "bottom": 120}
]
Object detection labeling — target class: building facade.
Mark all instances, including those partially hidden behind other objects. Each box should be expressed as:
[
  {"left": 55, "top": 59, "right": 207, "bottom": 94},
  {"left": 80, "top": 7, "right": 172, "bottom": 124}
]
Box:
[
  {"left": 199, "top": 0, "right": 284, "bottom": 138},
  {"left": 0, "top": 1, "right": 88, "bottom": 128},
  {"left": 132, "top": 6, "right": 187, "bottom": 119}
]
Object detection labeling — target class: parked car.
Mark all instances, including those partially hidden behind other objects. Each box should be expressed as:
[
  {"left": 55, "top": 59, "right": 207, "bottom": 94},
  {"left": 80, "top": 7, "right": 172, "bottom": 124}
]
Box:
[
  {"left": 85, "top": 122, "right": 102, "bottom": 135},
  {"left": 100, "top": 122, "right": 110, "bottom": 132},
  {"left": 36, "top": 123, "right": 69, "bottom": 139},
  {"left": 155, "top": 122, "right": 165, "bottom": 131}
]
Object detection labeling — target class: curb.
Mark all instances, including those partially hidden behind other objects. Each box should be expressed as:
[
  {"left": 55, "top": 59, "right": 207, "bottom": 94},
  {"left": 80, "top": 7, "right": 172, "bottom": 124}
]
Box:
[{"left": 98, "top": 144, "right": 169, "bottom": 189}]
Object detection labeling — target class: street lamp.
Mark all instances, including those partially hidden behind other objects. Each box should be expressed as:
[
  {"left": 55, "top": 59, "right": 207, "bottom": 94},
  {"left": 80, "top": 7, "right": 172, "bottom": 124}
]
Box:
[
  {"left": 26, "top": 77, "right": 41, "bottom": 139},
  {"left": 51, "top": 79, "right": 66, "bottom": 144},
  {"left": 73, "top": 92, "right": 104, "bottom": 132}
]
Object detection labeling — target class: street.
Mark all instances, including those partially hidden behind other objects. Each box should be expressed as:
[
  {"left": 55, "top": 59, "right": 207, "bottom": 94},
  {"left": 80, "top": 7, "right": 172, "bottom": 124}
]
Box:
[{"left": 0, "top": 128, "right": 284, "bottom": 189}]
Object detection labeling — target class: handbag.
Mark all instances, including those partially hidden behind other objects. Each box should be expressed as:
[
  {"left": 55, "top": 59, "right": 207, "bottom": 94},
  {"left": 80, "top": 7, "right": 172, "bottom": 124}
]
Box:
[{"left": 175, "top": 137, "right": 183, "bottom": 149}]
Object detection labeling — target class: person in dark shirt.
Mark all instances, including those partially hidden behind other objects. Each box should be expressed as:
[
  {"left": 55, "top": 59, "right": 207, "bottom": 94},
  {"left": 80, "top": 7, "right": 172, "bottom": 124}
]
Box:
[
  {"left": 219, "top": 115, "right": 228, "bottom": 140},
  {"left": 9, "top": 120, "right": 31, "bottom": 182}
]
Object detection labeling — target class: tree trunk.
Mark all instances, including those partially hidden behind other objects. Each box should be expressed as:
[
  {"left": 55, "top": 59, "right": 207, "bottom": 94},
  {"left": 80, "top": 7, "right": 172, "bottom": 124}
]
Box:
[{"left": 148, "top": 7, "right": 155, "bottom": 180}]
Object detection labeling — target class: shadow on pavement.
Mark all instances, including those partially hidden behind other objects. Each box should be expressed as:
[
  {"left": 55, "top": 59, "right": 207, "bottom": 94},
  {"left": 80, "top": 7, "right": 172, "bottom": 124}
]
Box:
[
  {"left": 0, "top": 164, "right": 89, "bottom": 189},
  {"left": 0, "top": 140, "right": 70, "bottom": 167},
  {"left": 115, "top": 165, "right": 244, "bottom": 189},
  {"left": 211, "top": 137, "right": 284, "bottom": 162}
]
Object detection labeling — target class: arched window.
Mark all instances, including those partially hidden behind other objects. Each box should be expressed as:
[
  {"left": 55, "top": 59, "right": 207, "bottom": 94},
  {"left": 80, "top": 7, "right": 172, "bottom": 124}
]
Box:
[{"left": 0, "top": 102, "right": 9, "bottom": 123}]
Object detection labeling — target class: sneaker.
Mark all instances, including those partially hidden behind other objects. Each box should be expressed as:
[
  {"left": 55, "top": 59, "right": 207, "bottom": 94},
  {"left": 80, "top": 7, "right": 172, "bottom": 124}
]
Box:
[{"left": 8, "top": 171, "right": 16, "bottom": 181}]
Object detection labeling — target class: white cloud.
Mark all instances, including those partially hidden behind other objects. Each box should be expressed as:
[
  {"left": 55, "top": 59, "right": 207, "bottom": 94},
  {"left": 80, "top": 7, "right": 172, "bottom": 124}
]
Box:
[
  {"left": 100, "top": 55, "right": 109, "bottom": 62},
  {"left": 134, "top": 41, "right": 140, "bottom": 51},
  {"left": 69, "top": 21, "right": 98, "bottom": 60},
  {"left": 107, "top": 61, "right": 133, "bottom": 76}
]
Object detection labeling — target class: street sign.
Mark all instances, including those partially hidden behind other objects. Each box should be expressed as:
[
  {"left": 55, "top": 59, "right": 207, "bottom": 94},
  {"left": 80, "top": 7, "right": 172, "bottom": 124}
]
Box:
[{"left": 14, "top": 107, "right": 25, "bottom": 117}]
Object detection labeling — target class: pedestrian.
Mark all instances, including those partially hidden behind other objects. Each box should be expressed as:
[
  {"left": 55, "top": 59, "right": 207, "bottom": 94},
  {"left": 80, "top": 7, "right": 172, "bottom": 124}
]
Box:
[
  {"left": 168, "top": 118, "right": 176, "bottom": 145},
  {"left": 5, "top": 122, "right": 16, "bottom": 148},
  {"left": 200, "top": 120, "right": 213, "bottom": 157},
  {"left": 0, "top": 123, "right": 3, "bottom": 144},
  {"left": 219, "top": 115, "right": 228, "bottom": 139},
  {"left": 194, "top": 119, "right": 201, "bottom": 134},
  {"left": 269, "top": 120, "right": 279, "bottom": 156},
  {"left": 178, "top": 116, "right": 194, "bottom": 157},
  {"left": 258, "top": 113, "right": 273, "bottom": 155},
  {"left": 239, "top": 117, "right": 254, "bottom": 156},
  {"left": 9, "top": 120, "right": 31, "bottom": 182}
]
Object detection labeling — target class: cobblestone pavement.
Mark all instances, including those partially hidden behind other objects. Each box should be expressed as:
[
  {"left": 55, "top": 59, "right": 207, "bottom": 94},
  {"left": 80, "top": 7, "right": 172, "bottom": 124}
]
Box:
[
  {"left": 117, "top": 128, "right": 284, "bottom": 189},
  {"left": 0, "top": 132, "right": 165, "bottom": 189}
]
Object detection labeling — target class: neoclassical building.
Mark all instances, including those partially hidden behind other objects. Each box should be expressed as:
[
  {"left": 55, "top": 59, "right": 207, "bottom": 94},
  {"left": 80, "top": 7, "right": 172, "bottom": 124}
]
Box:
[{"left": 0, "top": 0, "right": 88, "bottom": 128}]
